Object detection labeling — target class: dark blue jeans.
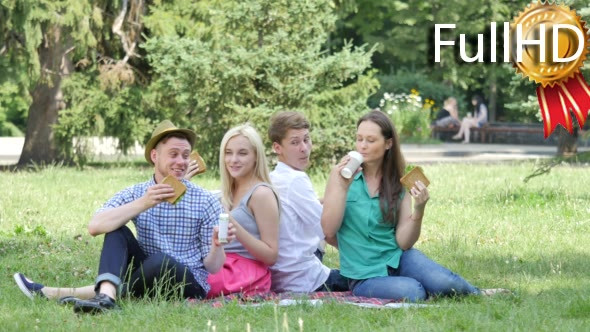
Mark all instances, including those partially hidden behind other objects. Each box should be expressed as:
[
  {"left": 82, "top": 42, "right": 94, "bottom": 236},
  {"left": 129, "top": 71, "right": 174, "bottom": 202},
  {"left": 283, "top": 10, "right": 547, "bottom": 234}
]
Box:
[
  {"left": 349, "top": 248, "right": 480, "bottom": 301},
  {"left": 314, "top": 248, "right": 324, "bottom": 262},
  {"left": 95, "top": 226, "right": 206, "bottom": 299}
]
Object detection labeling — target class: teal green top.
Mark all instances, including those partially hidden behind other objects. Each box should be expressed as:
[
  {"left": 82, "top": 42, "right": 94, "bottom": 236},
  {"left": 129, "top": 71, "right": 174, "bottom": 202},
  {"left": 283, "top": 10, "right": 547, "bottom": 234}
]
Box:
[{"left": 337, "top": 171, "right": 405, "bottom": 280}]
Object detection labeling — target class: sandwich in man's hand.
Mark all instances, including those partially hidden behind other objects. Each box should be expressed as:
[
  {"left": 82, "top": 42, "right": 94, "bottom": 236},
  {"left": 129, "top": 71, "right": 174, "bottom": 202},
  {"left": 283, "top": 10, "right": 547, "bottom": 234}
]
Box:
[
  {"left": 190, "top": 151, "right": 207, "bottom": 175},
  {"left": 162, "top": 175, "right": 187, "bottom": 204},
  {"left": 400, "top": 166, "right": 430, "bottom": 190}
]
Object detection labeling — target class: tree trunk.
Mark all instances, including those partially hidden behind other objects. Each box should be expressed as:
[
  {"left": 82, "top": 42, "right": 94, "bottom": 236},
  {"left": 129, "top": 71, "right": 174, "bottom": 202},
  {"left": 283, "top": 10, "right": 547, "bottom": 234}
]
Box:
[
  {"left": 18, "top": 24, "right": 73, "bottom": 166},
  {"left": 556, "top": 126, "right": 578, "bottom": 157},
  {"left": 488, "top": 70, "right": 497, "bottom": 122}
]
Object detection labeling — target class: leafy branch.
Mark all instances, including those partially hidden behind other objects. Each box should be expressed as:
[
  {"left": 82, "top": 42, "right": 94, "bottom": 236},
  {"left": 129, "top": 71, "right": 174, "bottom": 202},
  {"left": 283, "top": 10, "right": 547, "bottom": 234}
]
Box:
[{"left": 524, "top": 151, "right": 590, "bottom": 183}]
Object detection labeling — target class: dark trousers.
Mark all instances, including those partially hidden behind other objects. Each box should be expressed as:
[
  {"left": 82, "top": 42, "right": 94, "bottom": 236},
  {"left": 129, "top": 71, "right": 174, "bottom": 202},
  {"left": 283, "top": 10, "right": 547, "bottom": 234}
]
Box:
[
  {"left": 95, "top": 226, "right": 206, "bottom": 299},
  {"left": 313, "top": 248, "right": 324, "bottom": 262},
  {"left": 314, "top": 269, "right": 350, "bottom": 292}
]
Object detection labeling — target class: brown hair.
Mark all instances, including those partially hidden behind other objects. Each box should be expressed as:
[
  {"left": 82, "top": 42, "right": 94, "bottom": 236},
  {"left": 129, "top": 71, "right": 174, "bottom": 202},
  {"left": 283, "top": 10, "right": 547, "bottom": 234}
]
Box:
[
  {"left": 268, "top": 111, "right": 310, "bottom": 144},
  {"left": 357, "top": 110, "right": 405, "bottom": 225}
]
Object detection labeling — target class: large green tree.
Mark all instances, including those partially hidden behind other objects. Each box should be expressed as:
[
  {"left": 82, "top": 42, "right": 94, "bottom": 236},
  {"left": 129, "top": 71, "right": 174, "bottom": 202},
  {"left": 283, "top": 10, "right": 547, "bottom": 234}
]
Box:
[
  {"left": 0, "top": 0, "right": 145, "bottom": 166},
  {"left": 1, "top": 1, "right": 91, "bottom": 165}
]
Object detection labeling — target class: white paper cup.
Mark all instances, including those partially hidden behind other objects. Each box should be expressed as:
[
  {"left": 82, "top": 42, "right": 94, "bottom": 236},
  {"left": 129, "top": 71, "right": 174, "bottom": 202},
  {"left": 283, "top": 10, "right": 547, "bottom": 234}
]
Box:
[
  {"left": 218, "top": 213, "right": 229, "bottom": 244},
  {"left": 340, "top": 151, "right": 363, "bottom": 179}
]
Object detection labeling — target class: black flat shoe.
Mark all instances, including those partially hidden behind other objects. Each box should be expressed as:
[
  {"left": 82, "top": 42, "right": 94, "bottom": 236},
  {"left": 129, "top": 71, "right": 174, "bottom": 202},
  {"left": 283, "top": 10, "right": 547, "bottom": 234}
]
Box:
[
  {"left": 58, "top": 296, "right": 80, "bottom": 306},
  {"left": 73, "top": 293, "right": 119, "bottom": 314}
]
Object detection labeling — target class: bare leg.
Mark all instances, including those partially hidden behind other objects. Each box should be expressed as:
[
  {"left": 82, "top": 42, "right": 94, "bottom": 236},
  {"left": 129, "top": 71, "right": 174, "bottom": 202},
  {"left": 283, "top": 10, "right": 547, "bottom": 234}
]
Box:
[
  {"left": 42, "top": 285, "right": 96, "bottom": 300},
  {"left": 14, "top": 273, "right": 95, "bottom": 300},
  {"left": 452, "top": 118, "right": 467, "bottom": 139},
  {"left": 462, "top": 118, "right": 478, "bottom": 143},
  {"left": 464, "top": 125, "right": 471, "bottom": 143},
  {"left": 98, "top": 282, "right": 117, "bottom": 300}
]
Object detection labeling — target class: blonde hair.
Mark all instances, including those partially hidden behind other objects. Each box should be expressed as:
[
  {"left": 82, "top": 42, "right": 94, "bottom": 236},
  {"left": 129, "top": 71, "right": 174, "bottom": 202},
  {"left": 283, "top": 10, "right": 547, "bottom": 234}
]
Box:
[
  {"left": 444, "top": 97, "right": 458, "bottom": 118},
  {"left": 219, "top": 124, "right": 274, "bottom": 209}
]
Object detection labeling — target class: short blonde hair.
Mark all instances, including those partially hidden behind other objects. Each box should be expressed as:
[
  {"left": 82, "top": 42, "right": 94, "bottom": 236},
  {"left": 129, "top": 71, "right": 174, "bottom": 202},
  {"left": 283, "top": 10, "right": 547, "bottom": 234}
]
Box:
[
  {"left": 219, "top": 124, "right": 274, "bottom": 209},
  {"left": 444, "top": 97, "right": 458, "bottom": 116}
]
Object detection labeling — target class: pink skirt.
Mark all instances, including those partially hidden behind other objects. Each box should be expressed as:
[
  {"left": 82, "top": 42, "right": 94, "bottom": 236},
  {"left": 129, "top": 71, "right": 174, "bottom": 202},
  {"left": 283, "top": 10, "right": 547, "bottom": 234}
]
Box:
[{"left": 206, "top": 253, "right": 271, "bottom": 298}]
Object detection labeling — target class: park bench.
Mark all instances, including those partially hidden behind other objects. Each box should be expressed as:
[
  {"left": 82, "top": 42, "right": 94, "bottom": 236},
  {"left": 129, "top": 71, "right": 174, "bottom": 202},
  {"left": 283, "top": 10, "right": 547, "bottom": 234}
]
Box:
[
  {"left": 480, "top": 123, "right": 544, "bottom": 143},
  {"left": 431, "top": 124, "right": 487, "bottom": 143},
  {"left": 431, "top": 122, "right": 545, "bottom": 144}
]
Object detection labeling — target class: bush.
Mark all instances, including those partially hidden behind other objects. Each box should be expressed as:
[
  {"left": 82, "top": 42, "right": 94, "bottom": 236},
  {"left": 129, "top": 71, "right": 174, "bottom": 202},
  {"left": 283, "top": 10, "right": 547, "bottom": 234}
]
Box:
[
  {"left": 0, "top": 122, "right": 24, "bottom": 136},
  {"left": 368, "top": 71, "right": 468, "bottom": 116},
  {"left": 54, "top": 70, "right": 151, "bottom": 166},
  {"left": 504, "top": 94, "right": 542, "bottom": 123},
  {"left": 0, "top": 81, "right": 29, "bottom": 137},
  {"left": 379, "top": 89, "right": 432, "bottom": 142},
  {"left": 143, "top": 0, "right": 378, "bottom": 172}
]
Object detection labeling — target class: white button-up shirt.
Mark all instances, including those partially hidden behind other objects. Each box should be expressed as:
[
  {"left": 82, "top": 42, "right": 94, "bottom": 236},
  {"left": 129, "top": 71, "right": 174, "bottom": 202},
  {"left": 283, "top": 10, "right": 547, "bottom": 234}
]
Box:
[{"left": 270, "top": 162, "right": 330, "bottom": 292}]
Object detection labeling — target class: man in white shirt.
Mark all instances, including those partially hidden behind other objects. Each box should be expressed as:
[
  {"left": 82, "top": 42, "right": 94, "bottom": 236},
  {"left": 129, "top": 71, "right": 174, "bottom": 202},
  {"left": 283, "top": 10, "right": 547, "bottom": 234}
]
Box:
[{"left": 268, "top": 111, "right": 348, "bottom": 293}]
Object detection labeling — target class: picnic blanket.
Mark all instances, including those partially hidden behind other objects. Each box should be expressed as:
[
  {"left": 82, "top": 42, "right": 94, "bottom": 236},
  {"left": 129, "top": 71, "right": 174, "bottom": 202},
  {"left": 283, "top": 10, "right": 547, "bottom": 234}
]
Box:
[{"left": 188, "top": 291, "right": 430, "bottom": 309}]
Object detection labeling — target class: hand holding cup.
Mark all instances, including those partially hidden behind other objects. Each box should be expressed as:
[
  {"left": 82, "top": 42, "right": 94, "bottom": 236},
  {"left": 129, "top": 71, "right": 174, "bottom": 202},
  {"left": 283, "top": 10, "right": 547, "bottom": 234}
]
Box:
[
  {"left": 217, "top": 213, "right": 229, "bottom": 244},
  {"left": 340, "top": 151, "right": 363, "bottom": 179}
]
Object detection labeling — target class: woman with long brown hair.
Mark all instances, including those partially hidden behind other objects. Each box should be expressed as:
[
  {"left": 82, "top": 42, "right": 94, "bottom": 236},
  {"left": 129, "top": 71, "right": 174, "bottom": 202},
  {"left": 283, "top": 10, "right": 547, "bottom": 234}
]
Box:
[{"left": 322, "top": 110, "right": 503, "bottom": 301}]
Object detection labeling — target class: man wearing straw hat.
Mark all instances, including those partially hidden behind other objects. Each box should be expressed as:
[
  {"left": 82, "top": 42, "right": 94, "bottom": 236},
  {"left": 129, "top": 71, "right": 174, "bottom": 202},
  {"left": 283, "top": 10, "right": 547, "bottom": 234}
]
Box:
[
  {"left": 73, "top": 120, "right": 234, "bottom": 313},
  {"left": 14, "top": 120, "right": 232, "bottom": 314},
  {"left": 72, "top": 120, "right": 232, "bottom": 313}
]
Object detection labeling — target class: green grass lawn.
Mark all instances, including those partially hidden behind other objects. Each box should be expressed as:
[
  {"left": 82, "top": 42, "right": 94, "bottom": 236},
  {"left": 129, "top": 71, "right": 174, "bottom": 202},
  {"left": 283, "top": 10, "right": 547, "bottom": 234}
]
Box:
[{"left": 1, "top": 162, "right": 589, "bottom": 331}]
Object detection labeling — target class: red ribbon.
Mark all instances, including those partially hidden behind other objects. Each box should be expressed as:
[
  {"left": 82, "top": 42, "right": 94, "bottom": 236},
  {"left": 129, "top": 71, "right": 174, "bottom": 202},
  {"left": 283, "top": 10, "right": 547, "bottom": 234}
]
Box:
[{"left": 536, "top": 72, "right": 590, "bottom": 138}]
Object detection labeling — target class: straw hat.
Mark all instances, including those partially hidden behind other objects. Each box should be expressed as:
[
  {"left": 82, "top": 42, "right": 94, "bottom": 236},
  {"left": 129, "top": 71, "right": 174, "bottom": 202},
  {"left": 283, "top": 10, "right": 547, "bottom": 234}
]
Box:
[{"left": 144, "top": 120, "right": 196, "bottom": 164}]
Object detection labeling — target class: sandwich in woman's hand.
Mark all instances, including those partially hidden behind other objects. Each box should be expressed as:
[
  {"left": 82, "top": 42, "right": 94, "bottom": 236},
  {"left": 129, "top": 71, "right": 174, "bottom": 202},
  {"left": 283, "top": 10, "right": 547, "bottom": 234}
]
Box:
[
  {"left": 400, "top": 166, "right": 430, "bottom": 190},
  {"left": 162, "top": 175, "right": 187, "bottom": 204}
]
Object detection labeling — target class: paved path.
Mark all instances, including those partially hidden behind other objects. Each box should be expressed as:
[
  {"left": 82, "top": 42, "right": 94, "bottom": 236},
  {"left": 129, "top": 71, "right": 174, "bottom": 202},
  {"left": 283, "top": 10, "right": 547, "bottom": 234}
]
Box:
[
  {"left": 402, "top": 143, "right": 589, "bottom": 163},
  {"left": 0, "top": 137, "right": 143, "bottom": 166},
  {"left": 1, "top": 137, "right": 588, "bottom": 165},
  {"left": 0, "top": 137, "right": 25, "bottom": 165}
]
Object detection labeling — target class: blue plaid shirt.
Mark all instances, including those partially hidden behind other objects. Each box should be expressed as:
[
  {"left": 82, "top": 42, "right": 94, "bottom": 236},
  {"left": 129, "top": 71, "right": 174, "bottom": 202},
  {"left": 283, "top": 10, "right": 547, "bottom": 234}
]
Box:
[{"left": 96, "top": 177, "right": 221, "bottom": 293}]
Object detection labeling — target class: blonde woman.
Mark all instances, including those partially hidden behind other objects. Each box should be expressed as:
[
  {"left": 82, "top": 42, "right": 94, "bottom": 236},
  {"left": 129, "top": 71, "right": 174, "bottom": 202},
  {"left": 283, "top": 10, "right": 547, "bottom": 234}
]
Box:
[
  {"left": 434, "top": 97, "right": 460, "bottom": 127},
  {"left": 206, "top": 124, "right": 280, "bottom": 298}
]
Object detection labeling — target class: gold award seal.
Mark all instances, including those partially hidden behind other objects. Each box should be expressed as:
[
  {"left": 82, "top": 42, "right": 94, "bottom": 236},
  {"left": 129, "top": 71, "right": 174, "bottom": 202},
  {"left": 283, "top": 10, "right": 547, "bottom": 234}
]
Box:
[{"left": 511, "top": 2, "right": 590, "bottom": 137}]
